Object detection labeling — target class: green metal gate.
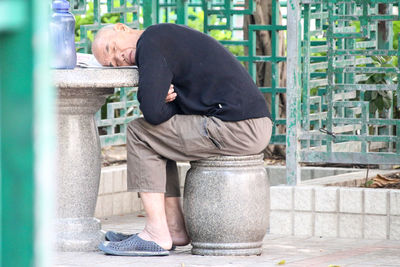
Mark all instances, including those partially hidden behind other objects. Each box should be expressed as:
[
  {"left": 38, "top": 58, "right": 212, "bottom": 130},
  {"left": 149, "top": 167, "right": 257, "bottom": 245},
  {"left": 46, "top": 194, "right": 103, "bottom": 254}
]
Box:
[{"left": 287, "top": 0, "right": 400, "bottom": 184}]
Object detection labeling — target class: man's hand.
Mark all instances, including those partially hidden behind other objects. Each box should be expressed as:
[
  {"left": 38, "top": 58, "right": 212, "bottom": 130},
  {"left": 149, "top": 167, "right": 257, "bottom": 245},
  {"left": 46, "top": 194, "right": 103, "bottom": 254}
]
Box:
[{"left": 165, "top": 84, "right": 177, "bottom": 103}]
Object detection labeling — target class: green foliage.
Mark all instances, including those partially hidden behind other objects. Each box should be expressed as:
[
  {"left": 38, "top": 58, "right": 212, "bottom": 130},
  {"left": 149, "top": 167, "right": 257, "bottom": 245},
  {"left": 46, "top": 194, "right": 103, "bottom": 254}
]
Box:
[
  {"left": 365, "top": 179, "right": 373, "bottom": 187},
  {"left": 187, "top": 8, "right": 244, "bottom": 57},
  {"left": 393, "top": 21, "right": 400, "bottom": 50},
  {"left": 187, "top": 8, "right": 203, "bottom": 31},
  {"left": 360, "top": 56, "right": 397, "bottom": 114},
  {"left": 74, "top": 3, "right": 94, "bottom": 43},
  {"left": 350, "top": 19, "right": 399, "bottom": 117}
]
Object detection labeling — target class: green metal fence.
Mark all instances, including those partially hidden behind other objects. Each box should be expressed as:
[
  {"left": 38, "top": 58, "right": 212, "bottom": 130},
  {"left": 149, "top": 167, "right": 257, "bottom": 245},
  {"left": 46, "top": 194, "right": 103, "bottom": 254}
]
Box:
[
  {"left": 287, "top": 0, "right": 400, "bottom": 184},
  {"left": 70, "top": 0, "right": 287, "bottom": 146}
]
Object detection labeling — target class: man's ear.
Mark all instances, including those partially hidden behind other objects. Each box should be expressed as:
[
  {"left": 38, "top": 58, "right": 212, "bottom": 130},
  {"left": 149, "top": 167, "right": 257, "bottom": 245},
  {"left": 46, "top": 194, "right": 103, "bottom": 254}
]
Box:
[{"left": 114, "top": 23, "right": 130, "bottom": 32}]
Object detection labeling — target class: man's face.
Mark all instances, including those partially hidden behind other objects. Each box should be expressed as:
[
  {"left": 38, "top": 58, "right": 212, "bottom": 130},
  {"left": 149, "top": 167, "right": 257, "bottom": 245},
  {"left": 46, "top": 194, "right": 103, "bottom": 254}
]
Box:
[{"left": 93, "top": 27, "right": 137, "bottom": 67}]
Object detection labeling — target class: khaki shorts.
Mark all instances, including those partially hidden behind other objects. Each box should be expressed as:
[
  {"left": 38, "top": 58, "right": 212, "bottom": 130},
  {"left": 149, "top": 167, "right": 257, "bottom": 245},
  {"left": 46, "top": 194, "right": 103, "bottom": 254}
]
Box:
[{"left": 127, "top": 115, "right": 272, "bottom": 197}]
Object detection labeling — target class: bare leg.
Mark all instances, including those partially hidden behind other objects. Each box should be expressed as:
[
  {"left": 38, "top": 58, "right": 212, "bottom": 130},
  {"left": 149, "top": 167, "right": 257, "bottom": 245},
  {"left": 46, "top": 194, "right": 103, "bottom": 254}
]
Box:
[
  {"left": 137, "top": 192, "right": 172, "bottom": 250},
  {"left": 165, "top": 197, "right": 190, "bottom": 246}
]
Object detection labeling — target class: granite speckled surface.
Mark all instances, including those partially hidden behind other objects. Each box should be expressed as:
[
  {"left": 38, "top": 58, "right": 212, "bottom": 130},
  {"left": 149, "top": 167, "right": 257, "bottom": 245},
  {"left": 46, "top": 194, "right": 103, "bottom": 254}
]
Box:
[
  {"left": 53, "top": 68, "right": 139, "bottom": 89},
  {"left": 54, "top": 68, "right": 137, "bottom": 251},
  {"left": 183, "top": 154, "right": 270, "bottom": 256}
]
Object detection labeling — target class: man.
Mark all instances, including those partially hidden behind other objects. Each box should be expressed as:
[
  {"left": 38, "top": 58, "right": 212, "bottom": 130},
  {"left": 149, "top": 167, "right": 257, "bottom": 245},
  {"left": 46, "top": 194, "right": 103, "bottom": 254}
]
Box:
[{"left": 92, "top": 23, "right": 272, "bottom": 256}]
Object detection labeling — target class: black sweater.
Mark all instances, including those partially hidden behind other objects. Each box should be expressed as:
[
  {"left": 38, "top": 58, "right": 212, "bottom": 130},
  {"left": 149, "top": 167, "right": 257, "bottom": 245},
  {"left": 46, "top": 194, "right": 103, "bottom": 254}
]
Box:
[{"left": 135, "top": 23, "right": 271, "bottom": 125}]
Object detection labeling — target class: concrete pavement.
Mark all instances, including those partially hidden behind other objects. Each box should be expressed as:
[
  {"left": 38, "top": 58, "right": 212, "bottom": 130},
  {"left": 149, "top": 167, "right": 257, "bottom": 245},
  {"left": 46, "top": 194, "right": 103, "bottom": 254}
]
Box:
[{"left": 55, "top": 213, "right": 400, "bottom": 267}]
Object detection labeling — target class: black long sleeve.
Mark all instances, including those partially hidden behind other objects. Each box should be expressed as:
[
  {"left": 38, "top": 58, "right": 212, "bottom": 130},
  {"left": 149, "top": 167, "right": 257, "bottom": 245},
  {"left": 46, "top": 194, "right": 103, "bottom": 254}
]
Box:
[
  {"left": 136, "top": 39, "right": 181, "bottom": 125},
  {"left": 135, "top": 23, "right": 270, "bottom": 125}
]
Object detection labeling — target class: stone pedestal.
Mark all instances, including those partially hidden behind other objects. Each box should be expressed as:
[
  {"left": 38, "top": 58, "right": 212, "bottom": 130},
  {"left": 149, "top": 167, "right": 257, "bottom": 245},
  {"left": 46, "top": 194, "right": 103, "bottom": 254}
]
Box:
[
  {"left": 183, "top": 154, "right": 270, "bottom": 256},
  {"left": 53, "top": 69, "right": 138, "bottom": 251}
]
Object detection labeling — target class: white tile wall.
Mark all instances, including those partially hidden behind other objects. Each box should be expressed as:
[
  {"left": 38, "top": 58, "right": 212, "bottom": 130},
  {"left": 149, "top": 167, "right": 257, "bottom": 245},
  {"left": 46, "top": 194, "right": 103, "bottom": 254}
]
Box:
[
  {"left": 102, "top": 194, "right": 114, "bottom": 217},
  {"left": 270, "top": 211, "right": 292, "bottom": 235},
  {"left": 315, "top": 213, "right": 338, "bottom": 238},
  {"left": 340, "top": 188, "right": 363, "bottom": 213},
  {"left": 95, "top": 165, "right": 142, "bottom": 218},
  {"left": 315, "top": 187, "right": 337, "bottom": 212},
  {"left": 390, "top": 216, "right": 400, "bottom": 240},
  {"left": 364, "top": 189, "right": 387, "bottom": 215},
  {"left": 364, "top": 215, "right": 387, "bottom": 239},
  {"left": 294, "top": 187, "right": 313, "bottom": 211},
  {"left": 270, "top": 186, "right": 293, "bottom": 210},
  {"left": 294, "top": 212, "right": 313, "bottom": 236},
  {"left": 270, "top": 185, "right": 400, "bottom": 240},
  {"left": 112, "top": 193, "right": 124, "bottom": 216},
  {"left": 113, "top": 170, "right": 124, "bottom": 193},
  {"left": 339, "top": 214, "right": 363, "bottom": 238},
  {"left": 103, "top": 171, "right": 113, "bottom": 194},
  {"left": 390, "top": 191, "right": 400, "bottom": 216}
]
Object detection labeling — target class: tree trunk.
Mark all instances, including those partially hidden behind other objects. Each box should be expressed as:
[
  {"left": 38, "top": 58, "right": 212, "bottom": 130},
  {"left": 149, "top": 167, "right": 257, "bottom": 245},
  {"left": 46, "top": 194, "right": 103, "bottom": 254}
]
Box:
[{"left": 244, "top": 0, "right": 287, "bottom": 158}]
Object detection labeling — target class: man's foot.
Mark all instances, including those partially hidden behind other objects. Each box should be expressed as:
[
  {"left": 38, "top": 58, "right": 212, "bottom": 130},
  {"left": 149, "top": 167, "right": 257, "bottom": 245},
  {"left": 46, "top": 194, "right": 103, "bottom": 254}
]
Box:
[
  {"left": 99, "top": 234, "right": 169, "bottom": 256},
  {"left": 138, "top": 227, "right": 173, "bottom": 251},
  {"left": 165, "top": 197, "right": 190, "bottom": 246},
  {"left": 168, "top": 224, "right": 190, "bottom": 246}
]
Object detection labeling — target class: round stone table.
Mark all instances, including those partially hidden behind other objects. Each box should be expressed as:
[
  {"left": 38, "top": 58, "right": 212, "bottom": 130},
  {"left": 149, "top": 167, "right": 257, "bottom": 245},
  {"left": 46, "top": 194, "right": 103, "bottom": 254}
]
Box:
[{"left": 53, "top": 68, "right": 138, "bottom": 251}]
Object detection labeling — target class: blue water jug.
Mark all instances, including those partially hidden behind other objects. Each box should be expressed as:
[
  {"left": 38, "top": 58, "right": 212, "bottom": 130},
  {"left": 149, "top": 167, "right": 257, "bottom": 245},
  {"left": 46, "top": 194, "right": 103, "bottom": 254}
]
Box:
[{"left": 50, "top": 0, "right": 77, "bottom": 69}]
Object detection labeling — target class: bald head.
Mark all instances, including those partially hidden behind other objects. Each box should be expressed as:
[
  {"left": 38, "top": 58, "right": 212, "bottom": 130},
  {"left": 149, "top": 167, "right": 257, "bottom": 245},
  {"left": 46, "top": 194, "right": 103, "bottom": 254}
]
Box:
[
  {"left": 93, "top": 24, "right": 115, "bottom": 45},
  {"left": 92, "top": 23, "right": 144, "bottom": 66}
]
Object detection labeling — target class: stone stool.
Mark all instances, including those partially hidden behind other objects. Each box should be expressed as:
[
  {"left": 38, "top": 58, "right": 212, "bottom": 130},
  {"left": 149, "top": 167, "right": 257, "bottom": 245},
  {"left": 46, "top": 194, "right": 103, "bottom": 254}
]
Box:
[{"left": 183, "top": 154, "right": 269, "bottom": 256}]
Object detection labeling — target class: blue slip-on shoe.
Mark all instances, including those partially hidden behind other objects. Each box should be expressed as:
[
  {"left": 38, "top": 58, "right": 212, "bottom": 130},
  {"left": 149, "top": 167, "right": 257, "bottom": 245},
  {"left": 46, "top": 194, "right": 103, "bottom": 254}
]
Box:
[
  {"left": 99, "top": 234, "right": 170, "bottom": 256},
  {"left": 105, "top": 231, "right": 176, "bottom": 251},
  {"left": 105, "top": 231, "right": 134, "bottom": 242}
]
